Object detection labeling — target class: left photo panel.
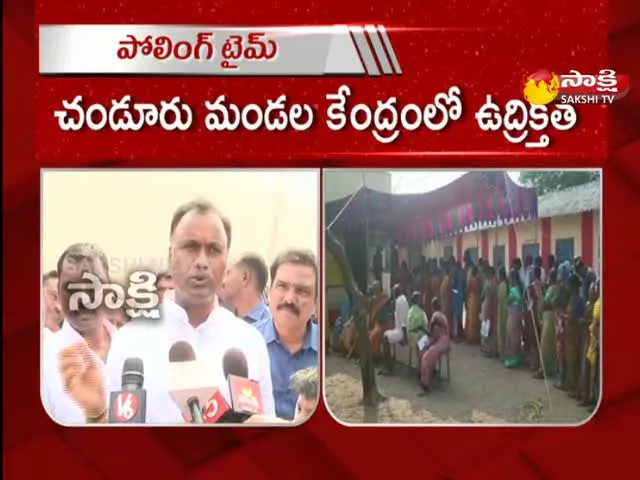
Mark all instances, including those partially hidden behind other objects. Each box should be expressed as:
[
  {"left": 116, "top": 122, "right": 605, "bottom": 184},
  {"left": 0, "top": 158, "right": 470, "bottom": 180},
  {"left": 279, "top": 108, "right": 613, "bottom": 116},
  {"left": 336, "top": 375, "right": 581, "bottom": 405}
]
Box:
[{"left": 41, "top": 169, "right": 321, "bottom": 426}]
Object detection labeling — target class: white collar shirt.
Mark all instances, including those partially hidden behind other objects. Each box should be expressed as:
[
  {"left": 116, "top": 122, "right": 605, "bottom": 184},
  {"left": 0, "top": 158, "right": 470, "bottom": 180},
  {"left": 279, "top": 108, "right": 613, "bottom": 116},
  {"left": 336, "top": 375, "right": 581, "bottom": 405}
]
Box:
[
  {"left": 105, "top": 297, "right": 276, "bottom": 424},
  {"left": 42, "top": 319, "right": 117, "bottom": 425}
]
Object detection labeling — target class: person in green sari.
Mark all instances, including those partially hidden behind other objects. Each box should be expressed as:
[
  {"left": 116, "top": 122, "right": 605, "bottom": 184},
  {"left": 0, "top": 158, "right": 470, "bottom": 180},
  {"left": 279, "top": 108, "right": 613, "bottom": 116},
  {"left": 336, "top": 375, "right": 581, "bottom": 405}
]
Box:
[
  {"left": 407, "top": 291, "right": 429, "bottom": 350},
  {"left": 504, "top": 269, "right": 525, "bottom": 368},
  {"left": 497, "top": 267, "right": 509, "bottom": 360},
  {"left": 534, "top": 268, "right": 558, "bottom": 379}
]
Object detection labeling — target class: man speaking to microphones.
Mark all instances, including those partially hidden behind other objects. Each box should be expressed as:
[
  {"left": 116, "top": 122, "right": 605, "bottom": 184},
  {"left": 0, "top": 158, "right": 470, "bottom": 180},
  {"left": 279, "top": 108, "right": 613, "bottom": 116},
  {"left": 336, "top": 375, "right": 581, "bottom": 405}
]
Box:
[
  {"left": 108, "top": 357, "right": 147, "bottom": 423},
  {"left": 102, "top": 199, "right": 275, "bottom": 423}
]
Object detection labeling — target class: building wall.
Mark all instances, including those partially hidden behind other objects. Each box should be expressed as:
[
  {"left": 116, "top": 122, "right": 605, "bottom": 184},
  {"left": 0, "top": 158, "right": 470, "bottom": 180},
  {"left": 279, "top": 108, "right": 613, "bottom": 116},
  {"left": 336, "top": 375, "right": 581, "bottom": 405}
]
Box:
[
  {"left": 551, "top": 214, "right": 582, "bottom": 261},
  {"left": 515, "top": 219, "right": 542, "bottom": 252},
  {"left": 401, "top": 211, "right": 600, "bottom": 269},
  {"left": 489, "top": 226, "right": 510, "bottom": 265}
]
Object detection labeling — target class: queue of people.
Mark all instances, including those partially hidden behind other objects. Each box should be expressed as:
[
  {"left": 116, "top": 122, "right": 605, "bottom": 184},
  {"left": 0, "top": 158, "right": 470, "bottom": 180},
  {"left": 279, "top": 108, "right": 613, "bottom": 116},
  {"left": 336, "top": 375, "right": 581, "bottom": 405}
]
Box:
[
  {"left": 42, "top": 197, "right": 319, "bottom": 425},
  {"left": 330, "top": 250, "right": 601, "bottom": 409}
]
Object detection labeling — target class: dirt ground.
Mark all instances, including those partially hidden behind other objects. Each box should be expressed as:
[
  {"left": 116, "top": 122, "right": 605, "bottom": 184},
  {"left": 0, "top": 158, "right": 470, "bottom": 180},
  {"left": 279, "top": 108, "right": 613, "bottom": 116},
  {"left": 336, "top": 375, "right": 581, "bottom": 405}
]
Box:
[{"left": 324, "top": 343, "right": 594, "bottom": 424}]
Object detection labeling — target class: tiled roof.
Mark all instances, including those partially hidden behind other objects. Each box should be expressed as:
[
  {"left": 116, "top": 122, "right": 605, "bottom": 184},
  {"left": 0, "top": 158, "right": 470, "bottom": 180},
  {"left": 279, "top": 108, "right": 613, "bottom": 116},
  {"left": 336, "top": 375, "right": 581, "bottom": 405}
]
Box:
[{"left": 538, "top": 180, "right": 601, "bottom": 218}]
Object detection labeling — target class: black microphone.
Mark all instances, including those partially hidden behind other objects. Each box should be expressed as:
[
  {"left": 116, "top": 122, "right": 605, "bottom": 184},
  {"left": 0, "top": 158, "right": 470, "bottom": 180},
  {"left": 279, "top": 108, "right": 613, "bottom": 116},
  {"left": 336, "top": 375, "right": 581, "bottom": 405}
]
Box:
[
  {"left": 168, "top": 341, "right": 196, "bottom": 363},
  {"left": 217, "top": 348, "right": 263, "bottom": 423},
  {"left": 168, "top": 341, "right": 205, "bottom": 424},
  {"left": 222, "top": 347, "right": 249, "bottom": 378},
  {"left": 108, "top": 357, "right": 147, "bottom": 423}
]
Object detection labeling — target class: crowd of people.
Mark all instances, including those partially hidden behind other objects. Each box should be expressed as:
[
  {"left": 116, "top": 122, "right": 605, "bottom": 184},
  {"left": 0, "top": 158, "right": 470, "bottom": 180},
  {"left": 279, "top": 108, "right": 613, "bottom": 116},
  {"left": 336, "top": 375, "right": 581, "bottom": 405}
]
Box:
[
  {"left": 42, "top": 197, "right": 319, "bottom": 425},
  {"left": 331, "top": 250, "right": 601, "bottom": 410}
]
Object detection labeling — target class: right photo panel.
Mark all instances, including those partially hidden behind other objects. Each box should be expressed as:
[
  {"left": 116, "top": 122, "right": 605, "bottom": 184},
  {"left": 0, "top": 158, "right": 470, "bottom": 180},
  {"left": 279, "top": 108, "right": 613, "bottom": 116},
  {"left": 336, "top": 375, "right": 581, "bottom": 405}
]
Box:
[{"left": 324, "top": 169, "right": 602, "bottom": 425}]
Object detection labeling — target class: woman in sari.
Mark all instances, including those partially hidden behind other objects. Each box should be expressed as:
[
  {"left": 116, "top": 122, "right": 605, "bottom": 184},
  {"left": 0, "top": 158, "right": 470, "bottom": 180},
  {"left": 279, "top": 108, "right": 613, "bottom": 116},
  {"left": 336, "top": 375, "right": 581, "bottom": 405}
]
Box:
[
  {"left": 368, "top": 283, "right": 391, "bottom": 359},
  {"left": 480, "top": 266, "right": 498, "bottom": 357},
  {"left": 504, "top": 268, "right": 525, "bottom": 368},
  {"left": 465, "top": 265, "right": 481, "bottom": 344},
  {"left": 418, "top": 297, "right": 451, "bottom": 395},
  {"left": 535, "top": 268, "right": 558, "bottom": 380},
  {"left": 554, "top": 261, "right": 571, "bottom": 389},
  {"left": 496, "top": 267, "right": 509, "bottom": 359},
  {"left": 525, "top": 266, "right": 544, "bottom": 372},
  {"left": 585, "top": 281, "right": 600, "bottom": 409},
  {"left": 564, "top": 274, "right": 586, "bottom": 398},
  {"left": 440, "top": 262, "right": 453, "bottom": 336},
  {"left": 579, "top": 281, "right": 599, "bottom": 405}
]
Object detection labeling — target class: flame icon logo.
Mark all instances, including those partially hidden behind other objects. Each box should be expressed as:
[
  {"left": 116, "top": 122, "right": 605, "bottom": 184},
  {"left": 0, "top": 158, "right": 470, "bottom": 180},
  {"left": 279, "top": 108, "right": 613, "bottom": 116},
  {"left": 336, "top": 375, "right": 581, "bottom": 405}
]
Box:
[
  {"left": 241, "top": 387, "right": 254, "bottom": 398},
  {"left": 523, "top": 69, "right": 560, "bottom": 105}
]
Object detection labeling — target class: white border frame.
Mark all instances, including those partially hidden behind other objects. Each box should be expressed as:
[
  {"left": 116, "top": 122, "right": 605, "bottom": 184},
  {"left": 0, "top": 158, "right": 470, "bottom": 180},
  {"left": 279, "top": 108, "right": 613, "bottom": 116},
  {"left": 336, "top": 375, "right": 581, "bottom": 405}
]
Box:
[
  {"left": 322, "top": 167, "right": 603, "bottom": 428},
  {"left": 40, "top": 167, "right": 322, "bottom": 428}
]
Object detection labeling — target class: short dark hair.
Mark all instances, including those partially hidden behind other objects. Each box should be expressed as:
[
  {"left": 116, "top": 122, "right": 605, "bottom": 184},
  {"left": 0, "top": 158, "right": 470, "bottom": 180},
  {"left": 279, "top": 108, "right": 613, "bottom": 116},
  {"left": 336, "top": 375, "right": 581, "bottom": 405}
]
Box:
[
  {"left": 169, "top": 197, "right": 232, "bottom": 249},
  {"left": 237, "top": 253, "right": 269, "bottom": 293},
  {"left": 270, "top": 249, "right": 318, "bottom": 293},
  {"left": 56, "top": 243, "right": 109, "bottom": 279},
  {"left": 156, "top": 271, "right": 172, "bottom": 283},
  {"left": 43, "top": 270, "right": 58, "bottom": 284}
]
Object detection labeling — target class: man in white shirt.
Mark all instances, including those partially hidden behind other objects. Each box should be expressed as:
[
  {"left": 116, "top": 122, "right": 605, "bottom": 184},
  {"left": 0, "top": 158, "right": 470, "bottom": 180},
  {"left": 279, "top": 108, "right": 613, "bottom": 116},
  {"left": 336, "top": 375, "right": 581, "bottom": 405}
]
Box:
[
  {"left": 42, "top": 270, "right": 63, "bottom": 334},
  {"left": 379, "top": 284, "right": 409, "bottom": 375},
  {"left": 42, "top": 243, "right": 119, "bottom": 425},
  {"left": 55, "top": 198, "right": 275, "bottom": 424}
]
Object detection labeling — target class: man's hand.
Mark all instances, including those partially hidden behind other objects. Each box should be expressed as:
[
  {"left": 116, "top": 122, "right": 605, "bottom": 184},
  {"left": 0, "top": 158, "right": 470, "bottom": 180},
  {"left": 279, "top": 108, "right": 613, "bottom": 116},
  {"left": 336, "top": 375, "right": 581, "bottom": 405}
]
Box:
[{"left": 58, "top": 342, "right": 106, "bottom": 418}]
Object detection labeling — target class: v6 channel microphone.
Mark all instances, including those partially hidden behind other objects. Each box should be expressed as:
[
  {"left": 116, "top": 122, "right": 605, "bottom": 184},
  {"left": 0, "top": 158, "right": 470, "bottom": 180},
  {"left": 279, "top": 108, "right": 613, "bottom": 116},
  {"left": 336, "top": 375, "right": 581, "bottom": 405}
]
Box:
[
  {"left": 108, "top": 357, "right": 147, "bottom": 424},
  {"left": 167, "top": 341, "right": 216, "bottom": 424},
  {"left": 216, "top": 348, "right": 264, "bottom": 423}
]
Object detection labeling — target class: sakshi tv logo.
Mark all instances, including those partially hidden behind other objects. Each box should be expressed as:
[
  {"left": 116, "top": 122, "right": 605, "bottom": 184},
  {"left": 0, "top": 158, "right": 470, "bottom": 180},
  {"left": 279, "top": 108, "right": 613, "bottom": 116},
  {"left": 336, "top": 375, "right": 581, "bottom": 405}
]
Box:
[{"left": 522, "top": 69, "right": 630, "bottom": 105}]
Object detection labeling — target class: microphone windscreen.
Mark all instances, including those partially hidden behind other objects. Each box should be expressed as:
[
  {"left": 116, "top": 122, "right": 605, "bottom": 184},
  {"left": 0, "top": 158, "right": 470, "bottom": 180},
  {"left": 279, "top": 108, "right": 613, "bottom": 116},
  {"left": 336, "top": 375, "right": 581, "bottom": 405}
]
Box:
[
  {"left": 169, "top": 341, "right": 196, "bottom": 363},
  {"left": 222, "top": 348, "right": 249, "bottom": 378},
  {"left": 122, "top": 357, "right": 144, "bottom": 388}
]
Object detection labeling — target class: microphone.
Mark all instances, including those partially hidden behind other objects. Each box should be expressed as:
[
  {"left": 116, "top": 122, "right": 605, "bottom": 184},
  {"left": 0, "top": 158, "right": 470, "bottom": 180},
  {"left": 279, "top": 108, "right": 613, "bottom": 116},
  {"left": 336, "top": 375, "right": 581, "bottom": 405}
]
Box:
[
  {"left": 216, "top": 348, "right": 263, "bottom": 423},
  {"left": 167, "top": 341, "right": 215, "bottom": 424},
  {"left": 202, "top": 388, "right": 231, "bottom": 423},
  {"left": 108, "top": 357, "right": 147, "bottom": 423}
]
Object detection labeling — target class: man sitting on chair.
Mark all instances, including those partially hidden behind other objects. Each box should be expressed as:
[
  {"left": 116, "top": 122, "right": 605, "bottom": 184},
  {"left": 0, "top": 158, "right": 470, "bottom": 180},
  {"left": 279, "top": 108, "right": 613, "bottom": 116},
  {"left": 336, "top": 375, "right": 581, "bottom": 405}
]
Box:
[{"left": 379, "top": 284, "right": 409, "bottom": 376}]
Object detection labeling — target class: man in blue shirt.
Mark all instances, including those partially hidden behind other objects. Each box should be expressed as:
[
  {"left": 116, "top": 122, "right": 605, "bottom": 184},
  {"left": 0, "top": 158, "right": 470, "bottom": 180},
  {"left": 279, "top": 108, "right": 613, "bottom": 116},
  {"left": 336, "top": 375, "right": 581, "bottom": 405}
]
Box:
[
  {"left": 255, "top": 249, "right": 319, "bottom": 420},
  {"left": 221, "top": 253, "right": 272, "bottom": 324}
]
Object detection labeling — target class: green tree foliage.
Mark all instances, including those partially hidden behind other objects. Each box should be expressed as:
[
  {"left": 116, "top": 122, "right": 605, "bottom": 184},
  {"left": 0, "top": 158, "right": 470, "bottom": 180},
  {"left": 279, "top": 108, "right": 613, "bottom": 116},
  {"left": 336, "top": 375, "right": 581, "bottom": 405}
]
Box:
[{"left": 519, "top": 171, "right": 600, "bottom": 194}]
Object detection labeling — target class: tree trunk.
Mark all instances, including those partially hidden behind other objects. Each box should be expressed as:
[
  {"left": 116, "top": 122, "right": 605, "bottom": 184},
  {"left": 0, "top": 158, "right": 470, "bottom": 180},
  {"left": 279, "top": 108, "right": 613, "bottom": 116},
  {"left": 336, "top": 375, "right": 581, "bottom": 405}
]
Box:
[{"left": 326, "top": 229, "right": 385, "bottom": 406}]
